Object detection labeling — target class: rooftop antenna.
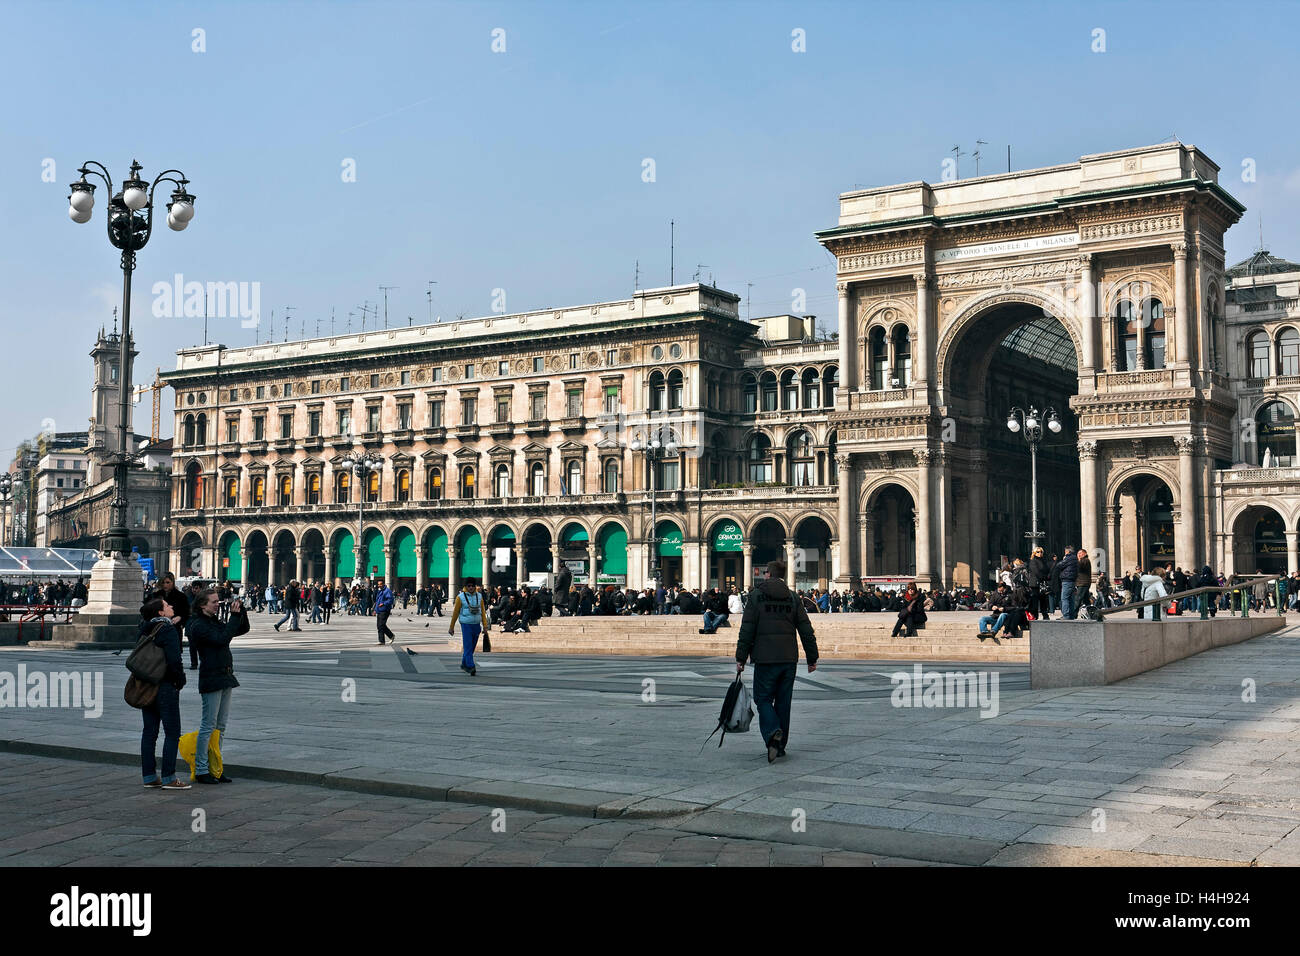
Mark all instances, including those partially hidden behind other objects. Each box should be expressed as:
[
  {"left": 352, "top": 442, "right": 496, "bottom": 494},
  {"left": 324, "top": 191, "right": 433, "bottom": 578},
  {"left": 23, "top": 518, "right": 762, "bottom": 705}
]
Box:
[
  {"left": 283, "top": 306, "right": 297, "bottom": 342},
  {"left": 1007, "top": 145, "right": 1011, "bottom": 173},
  {"left": 330, "top": 307, "right": 336, "bottom": 335},
  {"left": 951, "top": 144, "right": 966, "bottom": 180},
  {"left": 693, "top": 263, "right": 708, "bottom": 283},
  {"left": 426, "top": 281, "right": 437, "bottom": 324},
  {"left": 974, "top": 140, "right": 988, "bottom": 176},
  {"left": 315, "top": 314, "right": 321, "bottom": 337},
  {"left": 634, "top": 259, "right": 640, "bottom": 291},
  {"left": 747, "top": 282, "right": 753, "bottom": 320},
  {"left": 203, "top": 289, "right": 209, "bottom": 346},
  {"left": 268, "top": 308, "right": 274, "bottom": 344},
  {"left": 670, "top": 220, "right": 675, "bottom": 285},
  {"left": 379, "top": 285, "right": 399, "bottom": 329},
  {"left": 346, "top": 310, "right": 353, "bottom": 332},
  {"left": 111, "top": 306, "right": 118, "bottom": 336}
]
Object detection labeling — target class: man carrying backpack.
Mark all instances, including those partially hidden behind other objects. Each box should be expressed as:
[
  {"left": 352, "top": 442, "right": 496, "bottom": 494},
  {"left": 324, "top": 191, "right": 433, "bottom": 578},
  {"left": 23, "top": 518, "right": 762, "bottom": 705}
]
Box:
[{"left": 735, "top": 560, "right": 819, "bottom": 764}]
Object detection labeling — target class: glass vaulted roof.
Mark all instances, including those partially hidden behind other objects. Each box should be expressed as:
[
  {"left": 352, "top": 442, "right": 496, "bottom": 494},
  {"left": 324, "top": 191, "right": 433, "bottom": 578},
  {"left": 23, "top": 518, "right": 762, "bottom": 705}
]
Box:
[{"left": 999, "top": 316, "right": 1077, "bottom": 372}]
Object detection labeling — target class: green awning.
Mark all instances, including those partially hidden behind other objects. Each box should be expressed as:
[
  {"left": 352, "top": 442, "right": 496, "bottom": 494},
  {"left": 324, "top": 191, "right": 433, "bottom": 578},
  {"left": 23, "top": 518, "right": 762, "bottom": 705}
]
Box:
[
  {"left": 335, "top": 531, "right": 356, "bottom": 578},
  {"left": 458, "top": 530, "right": 483, "bottom": 579},
  {"left": 393, "top": 528, "right": 417, "bottom": 577},
  {"left": 597, "top": 525, "right": 627, "bottom": 576},
  {"left": 223, "top": 534, "right": 243, "bottom": 580},
  {"left": 711, "top": 520, "right": 744, "bottom": 552},
  {"left": 657, "top": 522, "right": 683, "bottom": 557},
  {"left": 561, "top": 524, "right": 589, "bottom": 546},
  {"left": 364, "top": 529, "right": 385, "bottom": 578},
  {"left": 426, "top": 528, "right": 449, "bottom": 577}
]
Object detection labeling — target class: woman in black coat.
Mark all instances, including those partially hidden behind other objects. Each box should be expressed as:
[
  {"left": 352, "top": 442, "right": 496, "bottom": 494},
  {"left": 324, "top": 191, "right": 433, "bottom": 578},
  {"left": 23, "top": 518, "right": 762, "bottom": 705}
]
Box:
[
  {"left": 188, "top": 588, "right": 250, "bottom": 784},
  {"left": 891, "top": 588, "right": 927, "bottom": 637},
  {"left": 139, "top": 596, "right": 191, "bottom": 790}
]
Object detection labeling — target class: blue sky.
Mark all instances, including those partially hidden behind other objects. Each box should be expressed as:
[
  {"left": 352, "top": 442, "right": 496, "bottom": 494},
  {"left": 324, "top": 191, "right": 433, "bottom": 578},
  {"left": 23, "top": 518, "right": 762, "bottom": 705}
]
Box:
[{"left": 3, "top": 0, "right": 1298, "bottom": 462}]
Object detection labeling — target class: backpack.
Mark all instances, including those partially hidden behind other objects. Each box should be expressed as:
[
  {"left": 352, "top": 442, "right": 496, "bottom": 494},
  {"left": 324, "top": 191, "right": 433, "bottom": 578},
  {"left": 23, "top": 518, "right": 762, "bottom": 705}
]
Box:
[{"left": 701, "top": 675, "right": 754, "bottom": 751}]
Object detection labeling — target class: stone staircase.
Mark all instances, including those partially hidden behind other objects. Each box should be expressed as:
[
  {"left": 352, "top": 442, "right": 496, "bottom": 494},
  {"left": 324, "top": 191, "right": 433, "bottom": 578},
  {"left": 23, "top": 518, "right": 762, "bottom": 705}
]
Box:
[{"left": 489, "top": 611, "right": 1030, "bottom": 662}]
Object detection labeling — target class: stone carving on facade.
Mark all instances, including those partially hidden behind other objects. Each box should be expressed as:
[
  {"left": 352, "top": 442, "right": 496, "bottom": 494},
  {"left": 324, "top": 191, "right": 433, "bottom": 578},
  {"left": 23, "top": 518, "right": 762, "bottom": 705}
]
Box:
[
  {"left": 1077, "top": 440, "right": 1098, "bottom": 460},
  {"left": 1079, "top": 215, "right": 1181, "bottom": 241},
  {"left": 838, "top": 247, "right": 924, "bottom": 272},
  {"left": 935, "top": 259, "right": 1079, "bottom": 290},
  {"left": 1173, "top": 435, "right": 1196, "bottom": 455},
  {"left": 914, "top": 447, "right": 932, "bottom": 468}
]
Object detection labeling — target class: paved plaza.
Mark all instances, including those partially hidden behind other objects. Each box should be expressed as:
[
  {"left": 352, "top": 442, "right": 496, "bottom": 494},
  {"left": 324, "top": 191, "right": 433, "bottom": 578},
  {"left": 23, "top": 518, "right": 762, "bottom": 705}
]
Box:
[{"left": 1, "top": 609, "right": 1298, "bottom": 866}]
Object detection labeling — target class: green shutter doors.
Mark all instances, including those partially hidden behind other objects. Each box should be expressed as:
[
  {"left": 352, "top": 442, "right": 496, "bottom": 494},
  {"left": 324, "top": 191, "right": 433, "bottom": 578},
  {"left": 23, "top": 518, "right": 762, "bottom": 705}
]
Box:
[
  {"left": 597, "top": 524, "right": 627, "bottom": 576},
  {"left": 393, "top": 527, "right": 417, "bottom": 578},
  {"left": 458, "top": 529, "right": 483, "bottom": 579},
  {"left": 426, "top": 527, "right": 449, "bottom": 578},
  {"left": 222, "top": 534, "right": 242, "bottom": 580},
  {"left": 711, "top": 519, "right": 744, "bottom": 552},
  {"left": 364, "top": 528, "right": 385, "bottom": 577},
  {"left": 335, "top": 531, "right": 355, "bottom": 577},
  {"left": 560, "top": 523, "right": 589, "bottom": 547},
  {"left": 657, "top": 522, "right": 683, "bottom": 557}
]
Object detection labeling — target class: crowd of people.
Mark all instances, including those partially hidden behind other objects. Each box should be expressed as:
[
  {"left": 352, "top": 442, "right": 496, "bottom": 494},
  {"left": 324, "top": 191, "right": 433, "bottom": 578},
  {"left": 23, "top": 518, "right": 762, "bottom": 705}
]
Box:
[{"left": 1, "top": 578, "right": 88, "bottom": 608}]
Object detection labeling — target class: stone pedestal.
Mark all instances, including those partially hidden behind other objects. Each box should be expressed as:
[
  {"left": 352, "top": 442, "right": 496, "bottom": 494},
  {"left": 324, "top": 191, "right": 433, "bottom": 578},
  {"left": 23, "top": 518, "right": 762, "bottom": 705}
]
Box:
[{"left": 46, "top": 553, "right": 145, "bottom": 648}]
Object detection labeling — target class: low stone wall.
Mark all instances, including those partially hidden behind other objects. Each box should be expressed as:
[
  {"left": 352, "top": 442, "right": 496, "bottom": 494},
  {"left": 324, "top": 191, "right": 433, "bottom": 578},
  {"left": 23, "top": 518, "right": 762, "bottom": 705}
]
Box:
[{"left": 1030, "top": 615, "right": 1287, "bottom": 688}]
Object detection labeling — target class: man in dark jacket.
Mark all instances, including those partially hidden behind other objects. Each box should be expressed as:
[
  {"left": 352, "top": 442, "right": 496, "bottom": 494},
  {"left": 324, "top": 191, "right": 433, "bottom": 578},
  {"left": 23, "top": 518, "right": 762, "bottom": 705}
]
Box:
[
  {"left": 554, "top": 566, "right": 573, "bottom": 615},
  {"left": 735, "top": 561, "right": 819, "bottom": 763},
  {"left": 149, "top": 573, "right": 193, "bottom": 668},
  {"left": 374, "top": 578, "right": 396, "bottom": 644},
  {"left": 188, "top": 588, "right": 250, "bottom": 784},
  {"left": 1056, "top": 546, "right": 1079, "bottom": 620}
]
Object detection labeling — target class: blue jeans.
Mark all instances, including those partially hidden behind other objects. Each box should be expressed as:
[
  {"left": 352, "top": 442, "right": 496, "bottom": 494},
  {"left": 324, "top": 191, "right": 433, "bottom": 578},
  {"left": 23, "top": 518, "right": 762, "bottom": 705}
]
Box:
[
  {"left": 979, "top": 612, "right": 1007, "bottom": 634},
  {"left": 460, "top": 621, "right": 481, "bottom": 670},
  {"left": 1060, "top": 582, "right": 1077, "bottom": 620},
  {"left": 276, "top": 607, "right": 299, "bottom": 629},
  {"left": 751, "top": 662, "right": 797, "bottom": 749},
  {"left": 196, "top": 687, "right": 233, "bottom": 775},
  {"left": 702, "top": 610, "right": 728, "bottom": 630},
  {"left": 142, "top": 682, "right": 182, "bottom": 784}
]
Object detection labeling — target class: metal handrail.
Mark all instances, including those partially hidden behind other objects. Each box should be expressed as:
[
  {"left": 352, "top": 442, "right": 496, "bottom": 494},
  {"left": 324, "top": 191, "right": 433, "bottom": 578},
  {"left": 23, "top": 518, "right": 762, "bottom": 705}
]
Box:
[{"left": 1095, "top": 574, "right": 1285, "bottom": 621}]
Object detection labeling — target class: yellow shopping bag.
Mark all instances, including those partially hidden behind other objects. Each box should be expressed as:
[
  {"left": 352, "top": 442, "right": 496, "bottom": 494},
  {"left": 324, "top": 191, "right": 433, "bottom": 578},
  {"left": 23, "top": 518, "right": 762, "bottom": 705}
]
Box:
[{"left": 177, "top": 729, "right": 223, "bottom": 780}]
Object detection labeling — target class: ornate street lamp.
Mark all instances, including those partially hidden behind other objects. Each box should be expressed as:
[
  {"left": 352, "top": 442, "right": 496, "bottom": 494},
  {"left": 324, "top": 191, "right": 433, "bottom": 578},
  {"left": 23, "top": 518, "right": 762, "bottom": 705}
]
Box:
[
  {"left": 342, "top": 450, "right": 385, "bottom": 580},
  {"left": 65, "top": 160, "right": 195, "bottom": 635},
  {"left": 630, "top": 431, "right": 678, "bottom": 591},
  {"left": 1006, "top": 405, "right": 1062, "bottom": 544}
]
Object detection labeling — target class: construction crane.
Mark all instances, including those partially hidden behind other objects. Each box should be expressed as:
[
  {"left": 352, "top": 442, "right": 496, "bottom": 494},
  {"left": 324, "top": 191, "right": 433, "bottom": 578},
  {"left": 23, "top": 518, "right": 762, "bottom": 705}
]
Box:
[{"left": 132, "top": 367, "right": 165, "bottom": 443}]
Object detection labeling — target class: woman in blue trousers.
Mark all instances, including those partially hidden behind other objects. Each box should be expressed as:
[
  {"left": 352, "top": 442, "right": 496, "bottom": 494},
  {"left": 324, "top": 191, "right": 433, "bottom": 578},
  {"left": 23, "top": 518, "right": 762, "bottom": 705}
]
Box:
[{"left": 448, "top": 578, "right": 484, "bottom": 676}]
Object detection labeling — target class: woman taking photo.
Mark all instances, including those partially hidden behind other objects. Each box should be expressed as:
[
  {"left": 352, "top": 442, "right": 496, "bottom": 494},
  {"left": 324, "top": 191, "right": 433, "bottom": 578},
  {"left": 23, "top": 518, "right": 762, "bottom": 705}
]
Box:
[
  {"left": 188, "top": 587, "right": 250, "bottom": 784},
  {"left": 139, "top": 596, "right": 191, "bottom": 790}
]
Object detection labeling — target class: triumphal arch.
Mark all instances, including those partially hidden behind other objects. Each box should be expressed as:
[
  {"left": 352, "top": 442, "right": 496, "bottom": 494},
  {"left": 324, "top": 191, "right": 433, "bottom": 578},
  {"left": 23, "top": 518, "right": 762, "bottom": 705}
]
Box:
[{"left": 818, "top": 143, "right": 1244, "bottom": 588}]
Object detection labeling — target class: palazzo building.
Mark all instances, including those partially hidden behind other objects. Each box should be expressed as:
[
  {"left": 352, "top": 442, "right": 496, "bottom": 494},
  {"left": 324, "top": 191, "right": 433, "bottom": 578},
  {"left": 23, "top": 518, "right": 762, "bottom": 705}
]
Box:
[{"left": 165, "top": 141, "right": 1299, "bottom": 592}]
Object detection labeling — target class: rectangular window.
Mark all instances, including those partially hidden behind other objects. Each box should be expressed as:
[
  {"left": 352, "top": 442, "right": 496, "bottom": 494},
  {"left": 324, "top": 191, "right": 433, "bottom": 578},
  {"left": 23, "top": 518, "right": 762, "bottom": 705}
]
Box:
[
  {"left": 72, "top": 479, "right": 80, "bottom": 489},
  {"left": 567, "top": 391, "right": 582, "bottom": 418},
  {"left": 429, "top": 399, "right": 443, "bottom": 427},
  {"left": 464, "top": 363, "right": 475, "bottom": 380},
  {"left": 370, "top": 374, "right": 380, "bottom": 388},
  {"left": 311, "top": 380, "right": 321, "bottom": 394},
  {"left": 367, "top": 406, "right": 381, "bottom": 433},
  {"left": 461, "top": 397, "right": 477, "bottom": 425},
  {"left": 308, "top": 411, "right": 321, "bottom": 436},
  {"left": 498, "top": 361, "right": 509, "bottom": 376},
  {"left": 658, "top": 460, "right": 680, "bottom": 491},
  {"left": 607, "top": 349, "right": 616, "bottom": 365},
  {"left": 604, "top": 387, "right": 619, "bottom": 414},
  {"left": 340, "top": 377, "right": 350, "bottom": 392},
  {"left": 1282, "top": 338, "right": 1300, "bottom": 377},
  {"left": 1251, "top": 338, "right": 1270, "bottom": 379},
  {"left": 530, "top": 393, "right": 546, "bottom": 420},
  {"left": 337, "top": 408, "right": 351, "bottom": 435},
  {"left": 253, "top": 416, "right": 265, "bottom": 441},
  {"left": 401, "top": 370, "right": 411, "bottom": 386},
  {"left": 255, "top": 385, "right": 265, "bottom": 399},
  {"left": 431, "top": 367, "right": 442, "bottom": 383},
  {"left": 398, "top": 403, "right": 412, "bottom": 429},
  {"left": 229, "top": 388, "right": 238, "bottom": 402},
  {"left": 284, "top": 381, "right": 293, "bottom": 397},
  {"left": 497, "top": 397, "right": 510, "bottom": 423},
  {"left": 569, "top": 353, "right": 579, "bottom": 369},
  {"left": 533, "top": 357, "right": 544, "bottom": 373},
  {"left": 227, "top": 420, "right": 238, "bottom": 443},
  {"left": 56, "top": 478, "right": 63, "bottom": 488},
  {"left": 280, "top": 413, "right": 293, "bottom": 438}
]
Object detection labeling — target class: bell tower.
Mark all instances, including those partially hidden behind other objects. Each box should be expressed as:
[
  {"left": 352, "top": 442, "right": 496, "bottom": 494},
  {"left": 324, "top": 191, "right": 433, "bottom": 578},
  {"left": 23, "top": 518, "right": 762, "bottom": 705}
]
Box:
[{"left": 88, "top": 315, "right": 137, "bottom": 484}]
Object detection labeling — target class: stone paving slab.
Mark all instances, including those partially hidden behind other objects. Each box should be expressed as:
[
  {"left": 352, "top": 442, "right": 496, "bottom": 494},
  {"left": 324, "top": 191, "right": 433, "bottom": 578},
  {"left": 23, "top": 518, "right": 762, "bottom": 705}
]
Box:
[{"left": 2, "top": 621, "right": 1299, "bottom": 864}]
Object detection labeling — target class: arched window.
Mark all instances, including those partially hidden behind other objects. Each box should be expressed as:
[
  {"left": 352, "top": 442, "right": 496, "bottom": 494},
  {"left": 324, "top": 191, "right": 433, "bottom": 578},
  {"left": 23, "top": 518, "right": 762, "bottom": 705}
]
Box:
[
  {"left": 781, "top": 370, "right": 798, "bottom": 410},
  {"left": 335, "top": 471, "right": 350, "bottom": 504},
  {"left": 742, "top": 373, "right": 758, "bottom": 413},
  {"left": 223, "top": 477, "right": 238, "bottom": 508},
  {"left": 277, "top": 475, "right": 292, "bottom": 506},
  {"left": 1249, "top": 331, "right": 1271, "bottom": 379},
  {"left": 760, "top": 372, "right": 778, "bottom": 412},
  {"left": 195, "top": 414, "right": 207, "bottom": 447},
  {"left": 869, "top": 328, "right": 888, "bottom": 390},
  {"left": 366, "top": 471, "right": 380, "bottom": 502},
  {"left": 748, "top": 434, "right": 773, "bottom": 483},
  {"left": 649, "top": 371, "right": 666, "bottom": 411},
  {"left": 1143, "top": 298, "right": 1166, "bottom": 370},
  {"left": 801, "top": 368, "right": 820, "bottom": 408},
  {"left": 396, "top": 469, "right": 411, "bottom": 502},
  {"left": 252, "top": 476, "right": 265, "bottom": 508},
  {"left": 603, "top": 458, "right": 619, "bottom": 494},
  {"left": 186, "top": 462, "right": 204, "bottom": 509},
  {"left": 1257, "top": 401, "right": 1296, "bottom": 466},
  {"left": 1278, "top": 328, "right": 1300, "bottom": 377},
  {"left": 307, "top": 474, "right": 321, "bottom": 505},
  {"left": 891, "top": 327, "right": 911, "bottom": 386},
  {"left": 460, "top": 466, "right": 475, "bottom": 499},
  {"left": 566, "top": 460, "right": 582, "bottom": 495},
  {"left": 823, "top": 365, "right": 838, "bottom": 406},
  {"left": 530, "top": 462, "right": 546, "bottom": 496},
  {"left": 427, "top": 468, "right": 443, "bottom": 500},
  {"left": 1115, "top": 300, "right": 1138, "bottom": 371},
  {"left": 494, "top": 464, "right": 510, "bottom": 498},
  {"left": 788, "top": 431, "right": 815, "bottom": 486},
  {"left": 667, "top": 369, "right": 684, "bottom": 410},
  {"left": 183, "top": 415, "right": 195, "bottom": 448}
]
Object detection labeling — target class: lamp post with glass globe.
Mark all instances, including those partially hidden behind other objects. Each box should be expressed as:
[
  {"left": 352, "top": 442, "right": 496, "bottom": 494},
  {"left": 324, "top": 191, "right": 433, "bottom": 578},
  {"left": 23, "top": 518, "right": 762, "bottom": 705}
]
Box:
[
  {"left": 342, "top": 451, "right": 385, "bottom": 581},
  {"left": 629, "top": 431, "right": 678, "bottom": 589},
  {"left": 1006, "top": 405, "right": 1062, "bottom": 545},
  {"left": 64, "top": 160, "right": 196, "bottom": 638}
]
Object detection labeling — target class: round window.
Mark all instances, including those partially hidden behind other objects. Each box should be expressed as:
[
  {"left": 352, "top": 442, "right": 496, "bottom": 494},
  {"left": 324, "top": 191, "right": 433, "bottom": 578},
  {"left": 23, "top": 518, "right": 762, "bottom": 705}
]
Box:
[
  {"left": 669, "top": 344, "right": 682, "bottom": 359},
  {"left": 651, "top": 345, "right": 664, "bottom": 361}
]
